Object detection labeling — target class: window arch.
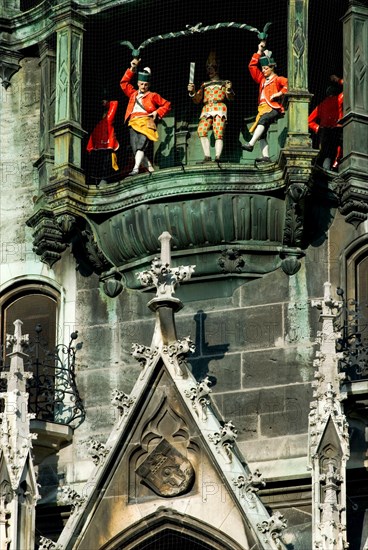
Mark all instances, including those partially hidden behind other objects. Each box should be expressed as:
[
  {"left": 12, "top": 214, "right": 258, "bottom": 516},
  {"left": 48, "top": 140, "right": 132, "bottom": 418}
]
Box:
[
  {"left": 1, "top": 282, "right": 59, "bottom": 362},
  {"left": 100, "top": 508, "right": 247, "bottom": 550}
]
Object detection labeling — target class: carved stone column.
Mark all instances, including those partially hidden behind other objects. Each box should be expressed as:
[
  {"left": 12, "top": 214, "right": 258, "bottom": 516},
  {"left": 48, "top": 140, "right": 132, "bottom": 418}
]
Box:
[
  {"left": 50, "top": 1, "right": 86, "bottom": 183},
  {"left": 33, "top": 39, "right": 56, "bottom": 189},
  {"left": 338, "top": 0, "right": 368, "bottom": 227}
]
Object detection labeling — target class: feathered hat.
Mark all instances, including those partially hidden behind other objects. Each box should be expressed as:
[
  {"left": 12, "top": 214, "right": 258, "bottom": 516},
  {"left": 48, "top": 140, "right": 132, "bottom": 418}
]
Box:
[
  {"left": 259, "top": 50, "right": 276, "bottom": 67},
  {"left": 138, "top": 67, "right": 151, "bottom": 82}
]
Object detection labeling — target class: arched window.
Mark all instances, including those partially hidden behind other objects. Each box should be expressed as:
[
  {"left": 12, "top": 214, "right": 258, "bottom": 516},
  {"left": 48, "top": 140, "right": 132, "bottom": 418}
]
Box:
[
  {"left": 0, "top": 282, "right": 59, "bottom": 420},
  {"left": 1, "top": 282, "right": 59, "bottom": 363}
]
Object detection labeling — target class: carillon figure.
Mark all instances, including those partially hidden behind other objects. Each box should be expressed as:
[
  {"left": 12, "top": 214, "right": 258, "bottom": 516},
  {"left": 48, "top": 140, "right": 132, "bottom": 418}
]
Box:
[
  {"left": 188, "top": 51, "right": 235, "bottom": 164},
  {"left": 120, "top": 58, "right": 171, "bottom": 176},
  {"left": 242, "top": 41, "right": 288, "bottom": 163},
  {"left": 86, "top": 99, "right": 120, "bottom": 184}
]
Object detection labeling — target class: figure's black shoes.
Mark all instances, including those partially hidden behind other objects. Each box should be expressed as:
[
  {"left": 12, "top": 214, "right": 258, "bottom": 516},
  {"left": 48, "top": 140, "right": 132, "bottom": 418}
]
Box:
[
  {"left": 255, "top": 156, "right": 272, "bottom": 163},
  {"left": 242, "top": 143, "right": 254, "bottom": 152}
]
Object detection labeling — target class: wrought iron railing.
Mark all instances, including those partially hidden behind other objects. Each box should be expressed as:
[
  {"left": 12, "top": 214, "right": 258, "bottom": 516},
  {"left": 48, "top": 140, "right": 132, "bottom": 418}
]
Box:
[
  {"left": 335, "top": 289, "right": 368, "bottom": 382},
  {"left": 1, "top": 325, "right": 85, "bottom": 428}
]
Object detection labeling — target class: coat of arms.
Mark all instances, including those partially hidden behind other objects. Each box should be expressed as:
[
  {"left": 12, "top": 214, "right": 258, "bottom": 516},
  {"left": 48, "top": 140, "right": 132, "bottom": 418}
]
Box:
[{"left": 136, "top": 439, "right": 194, "bottom": 497}]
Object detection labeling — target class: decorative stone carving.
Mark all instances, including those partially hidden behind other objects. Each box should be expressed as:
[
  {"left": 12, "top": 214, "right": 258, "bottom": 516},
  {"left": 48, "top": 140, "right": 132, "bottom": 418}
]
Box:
[
  {"left": 131, "top": 343, "right": 158, "bottom": 370},
  {"left": 136, "top": 438, "right": 194, "bottom": 497},
  {"left": 257, "top": 511, "right": 288, "bottom": 548},
  {"left": 27, "top": 209, "right": 68, "bottom": 268},
  {"left": 309, "top": 283, "right": 349, "bottom": 549},
  {"left": 162, "top": 336, "right": 195, "bottom": 373},
  {"left": 0, "top": 320, "right": 39, "bottom": 550},
  {"left": 58, "top": 486, "right": 86, "bottom": 514},
  {"left": 233, "top": 469, "right": 266, "bottom": 510},
  {"left": 138, "top": 257, "right": 195, "bottom": 299},
  {"left": 218, "top": 248, "right": 245, "bottom": 274},
  {"left": 184, "top": 376, "right": 212, "bottom": 420},
  {"left": 38, "top": 536, "right": 58, "bottom": 549},
  {"left": 208, "top": 421, "right": 238, "bottom": 463},
  {"left": 111, "top": 389, "right": 135, "bottom": 417},
  {"left": 56, "top": 214, "right": 76, "bottom": 235},
  {"left": 86, "top": 438, "right": 109, "bottom": 466}
]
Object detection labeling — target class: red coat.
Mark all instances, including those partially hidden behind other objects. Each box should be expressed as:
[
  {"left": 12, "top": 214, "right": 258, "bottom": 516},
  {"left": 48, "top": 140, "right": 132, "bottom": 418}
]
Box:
[
  {"left": 249, "top": 53, "right": 288, "bottom": 113},
  {"left": 86, "top": 101, "right": 119, "bottom": 151},
  {"left": 120, "top": 68, "right": 171, "bottom": 122},
  {"left": 308, "top": 93, "right": 343, "bottom": 133}
]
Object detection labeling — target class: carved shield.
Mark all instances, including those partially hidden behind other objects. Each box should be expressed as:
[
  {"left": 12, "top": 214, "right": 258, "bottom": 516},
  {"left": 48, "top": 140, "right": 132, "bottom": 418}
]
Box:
[{"left": 136, "top": 439, "right": 194, "bottom": 497}]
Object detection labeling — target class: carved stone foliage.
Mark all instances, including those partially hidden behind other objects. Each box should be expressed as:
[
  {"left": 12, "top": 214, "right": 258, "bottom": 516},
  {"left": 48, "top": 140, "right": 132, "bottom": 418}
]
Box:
[
  {"left": 58, "top": 486, "right": 86, "bottom": 514},
  {"left": 131, "top": 343, "right": 158, "bottom": 370},
  {"left": 233, "top": 469, "right": 266, "bottom": 510},
  {"left": 257, "top": 512, "right": 288, "bottom": 549},
  {"left": 38, "top": 536, "right": 58, "bottom": 549},
  {"left": 138, "top": 257, "right": 195, "bottom": 299},
  {"left": 162, "top": 336, "right": 195, "bottom": 375},
  {"left": 184, "top": 376, "right": 212, "bottom": 420},
  {"left": 136, "top": 438, "right": 194, "bottom": 497},
  {"left": 208, "top": 421, "right": 238, "bottom": 464},
  {"left": 218, "top": 248, "right": 245, "bottom": 274},
  {"left": 111, "top": 389, "right": 135, "bottom": 417},
  {"left": 283, "top": 182, "right": 308, "bottom": 248},
  {"left": 86, "top": 438, "right": 109, "bottom": 466}
]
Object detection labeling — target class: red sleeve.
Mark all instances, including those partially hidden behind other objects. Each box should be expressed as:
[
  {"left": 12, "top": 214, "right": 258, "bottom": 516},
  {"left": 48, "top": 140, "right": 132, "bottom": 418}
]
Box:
[
  {"left": 248, "top": 53, "right": 263, "bottom": 84},
  {"left": 107, "top": 100, "right": 118, "bottom": 121},
  {"left": 120, "top": 69, "right": 136, "bottom": 98},
  {"left": 308, "top": 107, "right": 319, "bottom": 133},
  {"left": 338, "top": 93, "right": 343, "bottom": 121},
  {"left": 152, "top": 93, "right": 171, "bottom": 119}
]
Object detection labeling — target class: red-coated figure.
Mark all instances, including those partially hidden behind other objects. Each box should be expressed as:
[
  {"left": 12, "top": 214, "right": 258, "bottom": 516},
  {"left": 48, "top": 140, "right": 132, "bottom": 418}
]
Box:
[
  {"left": 86, "top": 99, "right": 119, "bottom": 184},
  {"left": 120, "top": 58, "right": 171, "bottom": 176},
  {"left": 242, "top": 41, "right": 288, "bottom": 163},
  {"left": 308, "top": 75, "right": 343, "bottom": 170}
]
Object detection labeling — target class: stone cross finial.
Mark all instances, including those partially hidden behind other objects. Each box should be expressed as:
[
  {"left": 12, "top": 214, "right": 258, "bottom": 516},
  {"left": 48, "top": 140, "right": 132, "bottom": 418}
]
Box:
[
  {"left": 158, "top": 231, "right": 172, "bottom": 265},
  {"left": 6, "top": 319, "right": 29, "bottom": 353}
]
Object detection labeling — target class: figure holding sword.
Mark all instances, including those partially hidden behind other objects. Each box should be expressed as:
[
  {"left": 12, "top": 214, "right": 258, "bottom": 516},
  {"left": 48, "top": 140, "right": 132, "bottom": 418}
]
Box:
[{"left": 188, "top": 51, "right": 234, "bottom": 163}]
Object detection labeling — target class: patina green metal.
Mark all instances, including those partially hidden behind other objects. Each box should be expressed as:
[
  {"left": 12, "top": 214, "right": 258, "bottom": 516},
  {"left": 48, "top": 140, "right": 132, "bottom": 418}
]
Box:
[
  {"left": 34, "top": 39, "right": 56, "bottom": 188},
  {"left": 52, "top": 3, "right": 86, "bottom": 171},
  {"left": 285, "top": 0, "right": 313, "bottom": 149},
  {"left": 121, "top": 21, "right": 272, "bottom": 58}
]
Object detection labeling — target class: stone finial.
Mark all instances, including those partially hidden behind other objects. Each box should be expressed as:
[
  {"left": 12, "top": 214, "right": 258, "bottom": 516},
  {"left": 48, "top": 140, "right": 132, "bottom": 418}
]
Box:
[
  {"left": 6, "top": 319, "right": 29, "bottom": 354},
  {"left": 137, "top": 232, "right": 195, "bottom": 300}
]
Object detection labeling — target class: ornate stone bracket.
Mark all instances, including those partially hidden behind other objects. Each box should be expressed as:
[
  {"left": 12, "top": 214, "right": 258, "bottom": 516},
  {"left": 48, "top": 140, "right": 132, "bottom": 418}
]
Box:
[
  {"left": 208, "top": 421, "right": 238, "bottom": 464},
  {"left": 0, "top": 47, "right": 23, "bottom": 89},
  {"left": 184, "top": 376, "right": 212, "bottom": 420},
  {"left": 280, "top": 181, "right": 308, "bottom": 275},
  {"left": 26, "top": 209, "right": 68, "bottom": 268}
]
